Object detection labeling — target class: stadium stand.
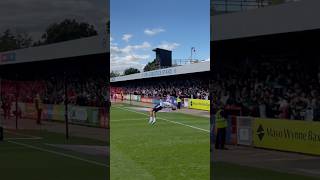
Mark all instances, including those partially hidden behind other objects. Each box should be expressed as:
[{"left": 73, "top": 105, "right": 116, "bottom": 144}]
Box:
[
  {"left": 111, "top": 62, "right": 210, "bottom": 102},
  {"left": 212, "top": 58, "right": 320, "bottom": 121},
  {"left": 1, "top": 75, "right": 108, "bottom": 107},
  {"left": 0, "top": 36, "right": 109, "bottom": 128},
  {"left": 112, "top": 75, "right": 209, "bottom": 100}
]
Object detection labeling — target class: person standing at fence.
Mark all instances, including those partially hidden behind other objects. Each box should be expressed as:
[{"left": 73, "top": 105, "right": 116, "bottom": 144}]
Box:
[
  {"left": 177, "top": 96, "right": 182, "bottom": 109},
  {"left": 2, "top": 96, "right": 12, "bottom": 120},
  {"left": 215, "top": 106, "right": 228, "bottom": 150},
  {"left": 1, "top": 96, "right": 7, "bottom": 120},
  {"left": 34, "top": 94, "right": 43, "bottom": 125}
]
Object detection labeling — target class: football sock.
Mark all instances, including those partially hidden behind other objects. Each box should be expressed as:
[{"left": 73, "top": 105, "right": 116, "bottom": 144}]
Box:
[{"left": 152, "top": 117, "right": 156, "bottom": 124}]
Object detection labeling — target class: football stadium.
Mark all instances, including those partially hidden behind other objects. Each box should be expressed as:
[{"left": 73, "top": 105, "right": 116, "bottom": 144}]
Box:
[
  {"left": 110, "top": 49, "right": 210, "bottom": 179},
  {"left": 0, "top": 36, "right": 109, "bottom": 179},
  {"left": 212, "top": 0, "right": 320, "bottom": 179}
]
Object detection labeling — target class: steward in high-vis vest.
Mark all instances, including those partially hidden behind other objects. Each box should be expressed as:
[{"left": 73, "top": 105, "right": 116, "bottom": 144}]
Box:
[
  {"left": 35, "top": 94, "right": 43, "bottom": 125},
  {"left": 177, "top": 96, "right": 182, "bottom": 109},
  {"left": 215, "top": 108, "right": 228, "bottom": 150}
]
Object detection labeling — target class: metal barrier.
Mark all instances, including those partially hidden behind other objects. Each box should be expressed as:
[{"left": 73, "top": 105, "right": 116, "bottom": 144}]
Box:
[{"left": 211, "top": 0, "right": 298, "bottom": 15}]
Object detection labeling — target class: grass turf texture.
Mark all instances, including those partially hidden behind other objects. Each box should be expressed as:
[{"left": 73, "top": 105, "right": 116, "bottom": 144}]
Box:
[
  {"left": 213, "top": 162, "right": 320, "bottom": 180},
  {"left": 110, "top": 103, "right": 210, "bottom": 180},
  {"left": 111, "top": 103, "right": 320, "bottom": 180},
  {"left": 0, "top": 129, "right": 108, "bottom": 180}
]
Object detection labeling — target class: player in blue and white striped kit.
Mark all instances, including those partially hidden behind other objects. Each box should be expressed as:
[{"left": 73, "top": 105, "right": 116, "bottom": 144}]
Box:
[{"left": 149, "top": 96, "right": 173, "bottom": 124}]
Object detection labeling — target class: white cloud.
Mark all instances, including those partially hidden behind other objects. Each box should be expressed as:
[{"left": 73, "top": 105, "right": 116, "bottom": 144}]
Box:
[
  {"left": 157, "top": 41, "right": 180, "bottom": 51},
  {"left": 111, "top": 55, "right": 147, "bottom": 72},
  {"left": 111, "top": 41, "right": 151, "bottom": 54},
  {"left": 121, "top": 54, "right": 150, "bottom": 62},
  {"left": 122, "top": 34, "right": 133, "bottom": 42},
  {"left": 111, "top": 41, "right": 152, "bottom": 72},
  {"left": 144, "top": 28, "right": 165, "bottom": 36},
  {"left": 110, "top": 62, "right": 145, "bottom": 73}
]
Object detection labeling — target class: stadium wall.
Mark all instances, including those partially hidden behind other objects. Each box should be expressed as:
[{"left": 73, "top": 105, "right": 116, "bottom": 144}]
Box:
[
  {"left": 189, "top": 99, "right": 210, "bottom": 111},
  {"left": 235, "top": 116, "right": 320, "bottom": 156},
  {"left": 253, "top": 118, "right": 320, "bottom": 155},
  {"left": 13, "top": 102, "right": 108, "bottom": 128},
  {"left": 212, "top": 0, "right": 320, "bottom": 41},
  {"left": 113, "top": 93, "right": 211, "bottom": 112},
  {"left": 0, "top": 36, "right": 107, "bottom": 65},
  {"left": 111, "top": 61, "right": 210, "bottom": 82},
  {"left": 113, "top": 94, "right": 166, "bottom": 107}
]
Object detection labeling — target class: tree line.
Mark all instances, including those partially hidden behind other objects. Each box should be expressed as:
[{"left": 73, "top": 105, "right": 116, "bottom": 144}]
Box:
[
  {"left": 110, "top": 58, "right": 161, "bottom": 78},
  {"left": 0, "top": 18, "right": 155, "bottom": 78},
  {"left": 0, "top": 19, "right": 102, "bottom": 52}
]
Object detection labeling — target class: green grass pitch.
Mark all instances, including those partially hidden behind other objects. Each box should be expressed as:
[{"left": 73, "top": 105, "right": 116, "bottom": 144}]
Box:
[
  {"left": 111, "top": 103, "right": 320, "bottom": 180},
  {"left": 110, "top": 103, "right": 210, "bottom": 180},
  {"left": 213, "top": 162, "right": 320, "bottom": 180},
  {"left": 1, "top": 103, "right": 319, "bottom": 180},
  {"left": 0, "top": 129, "right": 108, "bottom": 180}
]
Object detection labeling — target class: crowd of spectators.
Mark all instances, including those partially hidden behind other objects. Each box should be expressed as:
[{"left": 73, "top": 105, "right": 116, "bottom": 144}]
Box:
[
  {"left": 212, "top": 59, "right": 320, "bottom": 121},
  {"left": 111, "top": 75, "right": 210, "bottom": 100},
  {"left": 43, "top": 74, "right": 108, "bottom": 107},
  {"left": 5, "top": 57, "right": 317, "bottom": 121},
  {"left": 1, "top": 74, "right": 108, "bottom": 107}
]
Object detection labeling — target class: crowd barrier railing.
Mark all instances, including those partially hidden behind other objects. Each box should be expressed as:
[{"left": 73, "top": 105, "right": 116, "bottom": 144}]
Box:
[
  {"left": 13, "top": 102, "right": 108, "bottom": 128},
  {"left": 112, "top": 94, "right": 211, "bottom": 112}
]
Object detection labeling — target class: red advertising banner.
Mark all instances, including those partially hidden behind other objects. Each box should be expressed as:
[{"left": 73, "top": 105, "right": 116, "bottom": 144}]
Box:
[{"left": 141, "top": 97, "right": 153, "bottom": 103}]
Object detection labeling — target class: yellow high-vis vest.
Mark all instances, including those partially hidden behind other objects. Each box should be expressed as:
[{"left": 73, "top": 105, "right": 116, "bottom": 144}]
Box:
[
  {"left": 35, "top": 96, "right": 43, "bottom": 110},
  {"left": 215, "top": 109, "right": 227, "bottom": 128}
]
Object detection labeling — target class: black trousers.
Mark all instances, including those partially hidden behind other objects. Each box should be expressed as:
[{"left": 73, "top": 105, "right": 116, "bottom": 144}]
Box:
[
  {"left": 0, "top": 127, "right": 3, "bottom": 141},
  {"left": 37, "top": 109, "right": 42, "bottom": 124},
  {"left": 215, "top": 127, "right": 226, "bottom": 149}
]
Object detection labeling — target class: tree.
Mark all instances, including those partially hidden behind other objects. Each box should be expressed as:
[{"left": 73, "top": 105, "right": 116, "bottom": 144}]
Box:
[
  {"left": 110, "top": 71, "right": 120, "bottom": 78},
  {"left": 271, "top": 0, "right": 285, "bottom": 5},
  {"left": 143, "top": 59, "right": 160, "bottom": 72},
  {"left": 0, "top": 29, "right": 33, "bottom": 52},
  {"left": 101, "top": 20, "right": 110, "bottom": 48},
  {"left": 16, "top": 32, "right": 33, "bottom": 49},
  {"left": 0, "top": 29, "right": 17, "bottom": 52},
  {"left": 123, "top": 67, "right": 140, "bottom": 75},
  {"left": 40, "top": 19, "right": 98, "bottom": 44}
]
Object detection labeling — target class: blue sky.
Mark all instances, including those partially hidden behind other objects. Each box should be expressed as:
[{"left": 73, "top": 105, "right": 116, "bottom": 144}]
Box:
[{"left": 111, "top": 0, "right": 210, "bottom": 72}]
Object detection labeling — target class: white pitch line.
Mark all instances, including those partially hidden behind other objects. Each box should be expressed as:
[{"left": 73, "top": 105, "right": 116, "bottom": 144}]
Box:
[
  {"left": 267, "top": 157, "right": 318, "bottom": 161},
  {"left": 111, "top": 118, "right": 146, "bottom": 122},
  {"left": 7, "top": 140, "right": 109, "bottom": 168},
  {"left": 115, "top": 107, "right": 209, "bottom": 133},
  {"left": 296, "top": 168, "right": 320, "bottom": 175},
  {"left": 5, "top": 137, "right": 43, "bottom": 140},
  {"left": 4, "top": 130, "right": 42, "bottom": 139}
]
